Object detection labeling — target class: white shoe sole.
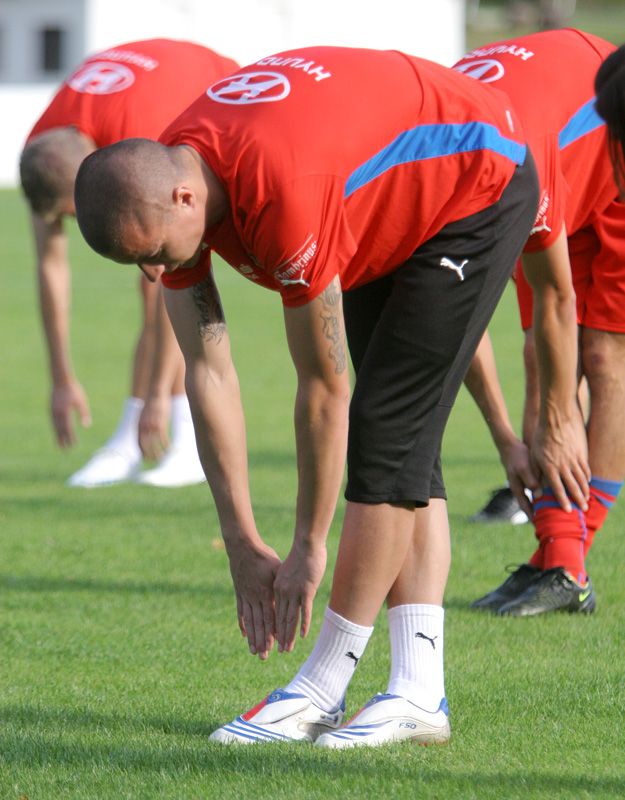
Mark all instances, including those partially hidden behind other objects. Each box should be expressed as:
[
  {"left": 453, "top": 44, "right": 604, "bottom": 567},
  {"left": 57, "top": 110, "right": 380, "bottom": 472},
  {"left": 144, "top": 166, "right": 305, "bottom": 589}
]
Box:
[
  {"left": 316, "top": 716, "right": 450, "bottom": 748},
  {"left": 209, "top": 689, "right": 343, "bottom": 745},
  {"left": 315, "top": 694, "right": 450, "bottom": 749}
]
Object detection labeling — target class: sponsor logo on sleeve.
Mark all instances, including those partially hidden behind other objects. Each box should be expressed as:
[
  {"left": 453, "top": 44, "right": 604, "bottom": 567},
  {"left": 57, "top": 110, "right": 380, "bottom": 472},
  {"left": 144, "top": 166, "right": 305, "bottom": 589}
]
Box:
[
  {"left": 208, "top": 72, "right": 290, "bottom": 105},
  {"left": 530, "top": 189, "right": 552, "bottom": 235},
  {"left": 67, "top": 61, "right": 136, "bottom": 94},
  {"left": 235, "top": 263, "right": 260, "bottom": 281},
  {"left": 275, "top": 234, "right": 318, "bottom": 287}
]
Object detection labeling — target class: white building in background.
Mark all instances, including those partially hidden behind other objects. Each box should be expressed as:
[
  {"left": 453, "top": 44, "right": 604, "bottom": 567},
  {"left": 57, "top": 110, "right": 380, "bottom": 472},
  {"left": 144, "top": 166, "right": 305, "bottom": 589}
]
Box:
[{"left": 0, "top": 0, "right": 465, "bottom": 186}]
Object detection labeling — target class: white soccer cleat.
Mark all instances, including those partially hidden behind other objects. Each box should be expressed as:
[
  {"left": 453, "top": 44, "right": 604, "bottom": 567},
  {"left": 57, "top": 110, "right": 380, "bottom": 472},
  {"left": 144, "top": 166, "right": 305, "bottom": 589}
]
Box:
[
  {"left": 315, "top": 693, "right": 450, "bottom": 749},
  {"left": 209, "top": 689, "right": 345, "bottom": 745},
  {"left": 66, "top": 447, "right": 141, "bottom": 488},
  {"left": 135, "top": 447, "right": 206, "bottom": 488}
]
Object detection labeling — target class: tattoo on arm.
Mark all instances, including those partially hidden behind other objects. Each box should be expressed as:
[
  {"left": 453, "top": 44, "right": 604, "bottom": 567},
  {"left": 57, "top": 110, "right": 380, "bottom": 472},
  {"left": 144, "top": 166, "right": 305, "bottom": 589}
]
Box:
[
  {"left": 191, "top": 278, "right": 226, "bottom": 343},
  {"left": 319, "top": 280, "right": 347, "bottom": 374}
]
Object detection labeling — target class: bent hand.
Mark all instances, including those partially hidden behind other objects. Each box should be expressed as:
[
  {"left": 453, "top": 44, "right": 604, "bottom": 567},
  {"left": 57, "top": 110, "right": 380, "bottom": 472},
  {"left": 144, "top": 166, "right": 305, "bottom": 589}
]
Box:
[
  {"left": 226, "top": 539, "right": 281, "bottom": 660},
  {"left": 51, "top": 379, "right": 91, "bottom": 448},
  {"left": 138, "top": 395, "right": 170, "bottom": 460},
  {"left": 499, "top": 438, "right": 540, "bottom": 519},
  {"left": 274, "top": 541, "right": 327, "bottom": 654},
  {"left": 531, "top": 410, "right": 590, "bottom": 512}
]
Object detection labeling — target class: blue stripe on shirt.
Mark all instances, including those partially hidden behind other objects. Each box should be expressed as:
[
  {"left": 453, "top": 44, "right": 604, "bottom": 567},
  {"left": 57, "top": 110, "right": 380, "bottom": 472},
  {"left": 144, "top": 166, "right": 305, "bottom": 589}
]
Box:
[
  {"left": 558, "top": 98, "right": 605, "bottom": 149},
  {"left": 344, "top": 121, "right": 526, "bottom": 198}
]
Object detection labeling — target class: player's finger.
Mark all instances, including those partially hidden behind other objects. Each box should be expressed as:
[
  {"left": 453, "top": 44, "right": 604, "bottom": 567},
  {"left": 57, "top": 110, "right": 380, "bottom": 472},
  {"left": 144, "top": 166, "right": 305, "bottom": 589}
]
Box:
[
  {"left": 250, "top": 602, "right": 268, "bottom": 659},
  {"left": 138, "top": 432, "right": 150, "bottom": 458},
  {"left": 141, "top": 432, "right": 161, "bottom": 461},
  {"left": 77, "top": 401, "right": 92, "bottom": 428},
  {"left": 509, "top": 476, "right": 534, "bottom": 519},
  {"left": 55, "top": 413, "right": 74, "bottom": 448},
  {"left": 274, "top": 589, "right": 288, "bottom": 651},
  {"left": 58, "top": 432, "right": 72, "bottom": 448},
  {"left": 546, "top": 470, "right": 571, "bottom": 512},
  {"left": 299, "top": 593, "right": 313, "bottom": 640},
  {"left": 262, "top": 600, "right": 276, "bottom": 656},
  {"left": 572, "top": 460, "right": 590, "bottom": 498},
  {"left": 282, "top": 598, "right": 300, "bottom": 653},
  {"left": 564, "top": 468, "right": 589, "bottom": 511},
  {"left": 236, "top": 594, "right": 246, "bottom": 637},
  {"left": 242, "top": 601, "right": 256, "bottom": 652},
  {"left": 55, "top": 423, "right": 69, "bottom": 447}
]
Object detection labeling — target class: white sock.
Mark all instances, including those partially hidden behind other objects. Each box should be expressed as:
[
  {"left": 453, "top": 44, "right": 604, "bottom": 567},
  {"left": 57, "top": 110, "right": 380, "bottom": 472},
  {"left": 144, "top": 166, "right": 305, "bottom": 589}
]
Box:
[
  {"left": 285, "top": 607, "right": 374, "bottom": 712},
  {"left": 386, "top": 603, "right": 445, "bottom": 713},
  {"left": 105, "top": 397, "right": 143, "bottom": 457},
  {"left": 170, "top": 394, "right": 198, "bottom": 452}
]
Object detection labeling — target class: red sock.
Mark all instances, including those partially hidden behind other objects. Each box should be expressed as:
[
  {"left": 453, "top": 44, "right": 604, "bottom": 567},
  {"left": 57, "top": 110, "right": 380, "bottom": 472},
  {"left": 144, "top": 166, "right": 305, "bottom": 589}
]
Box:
[
  {"left": 582, "top": 494, "right": 609, "bottom": 558},
  {"left": 583, "top": 477, "right": 622, "bottom": 557},
  {"left": 528, "top": 478, "right": 623, "bottom": 583},
  {"left": 532, "top": 489, "right": 587, "bottom": 583},
  {"left": 528, "top": 545, "right": 543, "bottom": 569}
]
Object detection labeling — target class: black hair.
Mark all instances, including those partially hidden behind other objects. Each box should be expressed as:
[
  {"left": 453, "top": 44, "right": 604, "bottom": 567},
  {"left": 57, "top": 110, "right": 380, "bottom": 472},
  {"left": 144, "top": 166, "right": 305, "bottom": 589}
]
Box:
[{"left": 595, "top": 45, "right": 625, "bottom": 193}]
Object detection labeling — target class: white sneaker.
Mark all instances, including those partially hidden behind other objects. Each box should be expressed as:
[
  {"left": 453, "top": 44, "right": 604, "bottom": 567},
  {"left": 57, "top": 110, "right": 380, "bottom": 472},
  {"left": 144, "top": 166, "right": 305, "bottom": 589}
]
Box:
[
  {"left": 66, "top": 447, "right": 141, "bottom": 488},
  {"left": 315, "top": 693, "right": 450, "bottom": 749},
  {"left": 209, "top": 689, "right": 345, "bottom": 744},
  {"left": 136, "top": 447, "right": 205, "bottom": 488}
]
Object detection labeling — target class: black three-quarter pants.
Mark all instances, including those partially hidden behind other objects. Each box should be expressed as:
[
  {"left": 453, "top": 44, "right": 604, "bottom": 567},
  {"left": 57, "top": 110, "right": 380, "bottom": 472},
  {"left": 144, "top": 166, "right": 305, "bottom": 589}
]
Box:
[{"left": 343, "top": 151, "right": 539, "bottom": 507}]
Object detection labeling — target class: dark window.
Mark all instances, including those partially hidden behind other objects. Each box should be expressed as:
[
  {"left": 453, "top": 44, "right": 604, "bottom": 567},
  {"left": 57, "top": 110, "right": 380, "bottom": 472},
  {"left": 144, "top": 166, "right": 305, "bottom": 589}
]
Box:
[{"left": 40, "top": 27, "right": 64, "bottom": 72}]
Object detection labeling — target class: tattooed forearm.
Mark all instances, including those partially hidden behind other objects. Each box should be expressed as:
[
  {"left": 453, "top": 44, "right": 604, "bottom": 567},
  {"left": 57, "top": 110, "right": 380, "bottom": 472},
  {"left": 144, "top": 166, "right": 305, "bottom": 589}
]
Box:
[
  {"left": 320, "top": 280, "right": 347, "bottom": 374},
  {"left": 191, "top": 278, "right": 226, "bottom": 343}
]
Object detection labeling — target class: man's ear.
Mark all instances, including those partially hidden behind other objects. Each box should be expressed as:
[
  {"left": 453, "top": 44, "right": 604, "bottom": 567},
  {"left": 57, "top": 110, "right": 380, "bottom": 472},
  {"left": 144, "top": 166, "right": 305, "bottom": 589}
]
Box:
[{"left": 172, "top": 185, "right": 195, "bottom": 209}]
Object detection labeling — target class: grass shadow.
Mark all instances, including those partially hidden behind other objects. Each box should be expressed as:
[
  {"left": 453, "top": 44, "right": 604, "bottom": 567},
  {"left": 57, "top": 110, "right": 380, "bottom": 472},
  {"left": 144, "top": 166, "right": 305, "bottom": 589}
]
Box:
[
  {"left": 0, "top": 573, "right": 230, "bottom": 598},
  {"left": 0, "top": 706, "right": 623, "bottom": 799}
]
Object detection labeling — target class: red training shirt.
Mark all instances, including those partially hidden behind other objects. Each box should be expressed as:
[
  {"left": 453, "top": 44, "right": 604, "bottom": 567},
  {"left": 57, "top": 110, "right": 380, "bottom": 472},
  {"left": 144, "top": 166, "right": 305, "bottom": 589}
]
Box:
[
  {"left": 454, "top": 29, "right": 617, "bottom": 252},
  {"left": 28, "top": 38, "right": 239, "bottom": 146},
  {"left": 159, "top": 46, "right": 528, "bottom": 306}
]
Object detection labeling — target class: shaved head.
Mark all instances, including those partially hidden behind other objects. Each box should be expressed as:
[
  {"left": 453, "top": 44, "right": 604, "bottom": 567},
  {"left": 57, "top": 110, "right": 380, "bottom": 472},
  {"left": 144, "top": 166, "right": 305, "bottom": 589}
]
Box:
[
  {"left": 20, "top": 127, "right": 94, "bottom": 216},
  {"left": 74, "top": 138, "right": 179, "bottom": 260}
]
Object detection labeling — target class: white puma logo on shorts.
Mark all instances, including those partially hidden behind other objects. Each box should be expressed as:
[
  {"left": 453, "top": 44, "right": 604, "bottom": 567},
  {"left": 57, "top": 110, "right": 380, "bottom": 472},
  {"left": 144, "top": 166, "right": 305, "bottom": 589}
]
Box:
[{"left": 439, "top": 257, "right": 467, "bottom": 281}]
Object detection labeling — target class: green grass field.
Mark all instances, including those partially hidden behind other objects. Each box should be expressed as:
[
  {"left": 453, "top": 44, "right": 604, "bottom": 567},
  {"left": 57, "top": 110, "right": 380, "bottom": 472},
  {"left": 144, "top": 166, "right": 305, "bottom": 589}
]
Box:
[
  {"left": 467, "top": 1, "right": 625, "bottom": 48},
  {"left": 1, "top": 178, "right": 624, "bottom": 800}
]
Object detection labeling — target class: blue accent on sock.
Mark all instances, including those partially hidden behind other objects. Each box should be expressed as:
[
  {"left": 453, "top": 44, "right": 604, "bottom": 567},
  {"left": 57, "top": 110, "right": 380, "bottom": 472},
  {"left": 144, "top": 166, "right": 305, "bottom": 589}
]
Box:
[
  {"left": 590, "top": 476, "right": 623, "bottom": 500},
  {"left": 590, "top": 495, "right": 614, "bottom": 509},
  {"left": 533, "top": 499, "right": 582, "bottom": 513}
]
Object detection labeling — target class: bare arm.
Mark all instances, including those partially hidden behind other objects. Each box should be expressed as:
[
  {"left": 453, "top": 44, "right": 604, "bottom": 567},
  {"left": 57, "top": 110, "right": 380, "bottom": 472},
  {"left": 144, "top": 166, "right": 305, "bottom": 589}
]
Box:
[
  {"left": 522, "top": 226, "right": 589, "bottom": 511},
  {"left": 32, "top": 213, "right": 91, "bottom": 446},
  {"left": 275, "top": 275, "right": 351, "bottom": 651},
  {"left": 164, "top": 273, "right": 280, "bottom": 659},
  {"left": 464, "top": 330, "right": 538, "bottom": 517},
  {"left": 139, "top": 280, "right": 186, "bottom": 459}
]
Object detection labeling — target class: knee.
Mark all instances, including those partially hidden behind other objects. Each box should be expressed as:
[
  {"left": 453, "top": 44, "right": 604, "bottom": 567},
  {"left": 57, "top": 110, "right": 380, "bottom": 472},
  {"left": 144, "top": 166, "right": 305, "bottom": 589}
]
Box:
[{"left": 582, "top": 332, "right": 622, "bottom": 383}]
